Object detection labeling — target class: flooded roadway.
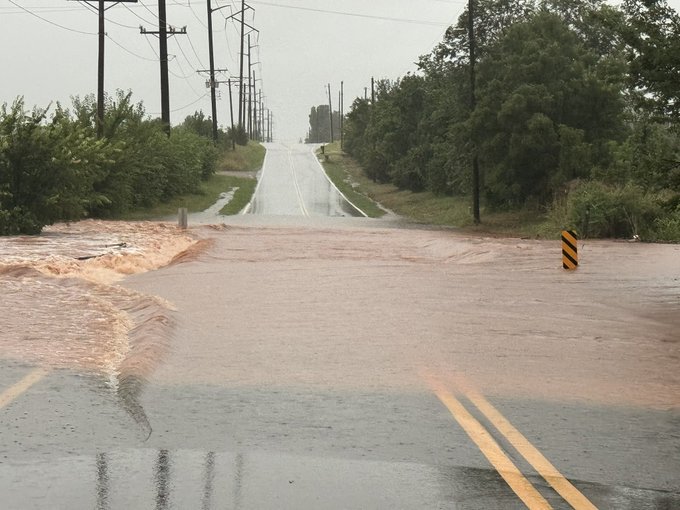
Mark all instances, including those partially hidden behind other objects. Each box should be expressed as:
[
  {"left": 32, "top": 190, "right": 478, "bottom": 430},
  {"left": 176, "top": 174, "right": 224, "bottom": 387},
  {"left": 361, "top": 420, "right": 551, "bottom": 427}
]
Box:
[{"left": 1, "top": 145, "right": 679, "bottom": 509}]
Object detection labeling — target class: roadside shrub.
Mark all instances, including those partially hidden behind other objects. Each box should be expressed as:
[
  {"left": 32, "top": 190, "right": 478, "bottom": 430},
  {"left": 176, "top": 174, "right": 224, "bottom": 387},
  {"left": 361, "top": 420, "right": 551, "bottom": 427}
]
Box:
[
  {"left": 653, "top": 207, "right": 680, "bottom": 242},
  {"left": 228, "top": 124, "right": 248, "bottom": 146},
  {"left": 0, "top": 99, "right": 111, "bottom": 233},
  {"left": 559, "top": 181, "right": 662, "bottom": 238},
  {"left": 1, "top": 92, "right": 221, "bottom": 233}
]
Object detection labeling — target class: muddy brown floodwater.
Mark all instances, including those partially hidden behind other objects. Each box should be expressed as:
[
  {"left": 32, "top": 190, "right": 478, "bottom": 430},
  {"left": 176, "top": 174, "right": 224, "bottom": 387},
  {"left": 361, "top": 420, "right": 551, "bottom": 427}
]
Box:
[
  {"left": 1, "top": 218, "right": 679, "bottom": 509},
  {"left": 124, "top": 221, "right": 680, "bottom": 411},
  {"left": 0, "top": 221, "right": 199, "bottom": 413}
]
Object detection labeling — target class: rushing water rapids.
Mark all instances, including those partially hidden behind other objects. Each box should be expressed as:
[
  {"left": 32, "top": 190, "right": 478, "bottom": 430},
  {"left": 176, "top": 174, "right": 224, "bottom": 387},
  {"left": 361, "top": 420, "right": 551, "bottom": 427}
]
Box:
[{"left": 0, "top": 220, "right": 200, "bottom": 434}]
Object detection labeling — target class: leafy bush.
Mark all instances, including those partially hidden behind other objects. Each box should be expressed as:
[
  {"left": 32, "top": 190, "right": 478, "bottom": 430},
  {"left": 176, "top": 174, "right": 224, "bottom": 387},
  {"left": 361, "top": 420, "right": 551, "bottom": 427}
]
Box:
[
  {"left": 653, "top": 212, "right": 680, "bottom": 242},
  {"left": 0, "top": 99, "right": 112, "bottom": 233},
  {"left": 1, "top": 92, "right": 220, "bottom": 234},
  {"left": 559, "top": 181, "right": 662, "bottom": 239}
]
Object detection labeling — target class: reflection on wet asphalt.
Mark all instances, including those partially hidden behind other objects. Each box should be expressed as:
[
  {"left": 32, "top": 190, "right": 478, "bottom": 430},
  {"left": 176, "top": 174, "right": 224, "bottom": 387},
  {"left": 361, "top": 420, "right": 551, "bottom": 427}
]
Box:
[
  {"left": 2, "top": 447, "right": 679, "bottom": 509},
  {"left": 2, "top": 369, "right": 680, "bottom": 509}
]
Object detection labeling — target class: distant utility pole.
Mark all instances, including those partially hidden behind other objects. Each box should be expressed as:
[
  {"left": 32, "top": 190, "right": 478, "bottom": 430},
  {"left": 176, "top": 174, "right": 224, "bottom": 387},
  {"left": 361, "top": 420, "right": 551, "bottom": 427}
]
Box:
[
  {"left": 371, "top": 77, "right": 375, "bottom": 104},
  {"left": 267, "top": 110, "right": 273, "bottom": 142},
  {"left": 327, "top": 83, "right": 334, "bottom": 143},
  {"left": 239, "top": 0, "right": 246, "bottom": 128},
  {"left": 247, "top": 35, "right": 252, "bottom": 136},
  {"left": 140, "top": 0, "right": 186, "bottom": 134},
  {"left": 340, "top": 81, "right": 344, "bottom": 150},
  {"left": 83, "top": 0, "right": 138, "bottom": 138},
  {"left": 223, "top": 1, "right": 255, "bottom": 131},
  {"left": 201, "top": 0, "right": 235, "bottom": 143},
  {"left": 468, "top": 0, "right": 481, "bottom": 224},
  {"left": 251, "top": 72, "right": 257, "bottom": 139},
  {"left": 259, "top": 92, "right": 264, "bottom": 142},
  {"left": 228, "top": 78, "right": 235, "bottom": 149}
]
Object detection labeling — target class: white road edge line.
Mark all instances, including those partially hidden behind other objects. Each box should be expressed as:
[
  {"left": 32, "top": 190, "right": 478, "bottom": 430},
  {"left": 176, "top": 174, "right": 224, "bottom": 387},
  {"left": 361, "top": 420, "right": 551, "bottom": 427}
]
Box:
[
  {"left": 310, "top": 145, "right": 369, "bottom": 218},
  {"left": 240, "top": 144, "right": 270, "bottom": 215}
]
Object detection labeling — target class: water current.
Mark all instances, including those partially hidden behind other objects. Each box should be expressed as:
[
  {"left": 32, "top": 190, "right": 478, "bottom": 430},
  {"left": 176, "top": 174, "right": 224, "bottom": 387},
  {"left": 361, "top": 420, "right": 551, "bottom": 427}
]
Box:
[{"left": 0, "top": 220, "right": 198, "bottom": 434}]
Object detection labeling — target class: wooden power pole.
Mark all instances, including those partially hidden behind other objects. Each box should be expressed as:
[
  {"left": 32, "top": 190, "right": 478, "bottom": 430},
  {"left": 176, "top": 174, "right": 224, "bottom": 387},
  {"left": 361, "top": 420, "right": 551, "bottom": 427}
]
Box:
[{"left": 140, "top": 0, "right": 186, "bottom": 134}]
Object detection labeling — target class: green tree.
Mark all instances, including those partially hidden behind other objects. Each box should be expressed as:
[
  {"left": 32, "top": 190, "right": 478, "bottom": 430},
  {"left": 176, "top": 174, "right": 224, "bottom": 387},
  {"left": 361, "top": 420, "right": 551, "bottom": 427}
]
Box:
[
  {"left": 474, "top": 10, "right": 624, "bottom": 206},
  {"left": 619, "top": 0, "right": 680, "bottom": 121}
]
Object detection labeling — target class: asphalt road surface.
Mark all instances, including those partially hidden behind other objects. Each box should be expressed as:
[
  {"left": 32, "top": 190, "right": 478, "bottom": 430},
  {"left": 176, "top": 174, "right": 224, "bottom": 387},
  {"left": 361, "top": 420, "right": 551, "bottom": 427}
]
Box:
[
  {"left": 246, "top": 143, "right": 365, "bottom": 217},
  {"left": 1, "top": 144, "right": 679, "bottom": 509}
]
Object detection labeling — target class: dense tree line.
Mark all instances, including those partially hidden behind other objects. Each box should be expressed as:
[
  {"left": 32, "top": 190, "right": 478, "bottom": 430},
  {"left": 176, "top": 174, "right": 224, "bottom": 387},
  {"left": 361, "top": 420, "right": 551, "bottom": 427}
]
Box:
[
  {"left": 0, "top": 91, "right": 221, "bottom": 235},
  {"left": 305, "top": 105, "right": 341, "bottom": 144},
  {"left": 339, "top": 0, "right": 680, "bottom": 240}
]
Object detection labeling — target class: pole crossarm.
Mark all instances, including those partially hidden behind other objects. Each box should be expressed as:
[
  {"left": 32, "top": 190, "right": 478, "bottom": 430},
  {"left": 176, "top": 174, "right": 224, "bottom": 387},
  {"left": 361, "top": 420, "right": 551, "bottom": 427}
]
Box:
[
  {"left": 140, "top": 26, "right": 187, "bottom": 36},
  {"left": 77, "top": 0, "right": 138, "bottom": 13},
  {"left": 224, "top": 3, "right": 253, "bottom": 21}
]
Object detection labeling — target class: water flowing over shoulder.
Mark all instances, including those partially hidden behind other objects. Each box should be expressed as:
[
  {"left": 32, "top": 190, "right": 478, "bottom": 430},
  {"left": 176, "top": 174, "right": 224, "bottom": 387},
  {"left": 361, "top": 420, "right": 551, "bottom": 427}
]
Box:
[{"left": 0, "top": 220, "right": 201, "bottom": 436}]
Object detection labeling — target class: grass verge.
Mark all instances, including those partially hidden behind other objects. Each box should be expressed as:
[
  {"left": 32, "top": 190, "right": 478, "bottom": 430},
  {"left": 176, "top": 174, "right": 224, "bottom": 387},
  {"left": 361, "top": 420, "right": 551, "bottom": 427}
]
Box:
[
  {"left": 318, "top": 145, "right": 386, "bottom": 218},
  {"left": 120, "top": 141, "right": 264, "bottom": 220},
  {"left": 321, "top": 141, "right": 553, "bottom": 237},
  {"left": 219, "top": 141, "right": 266, "bottom": 172},
  {"left": 120, "top": 174, "right": 256, "bottom": 220},
  {"left": 219, "top": 177, "right": 257, "bottom": 215}
]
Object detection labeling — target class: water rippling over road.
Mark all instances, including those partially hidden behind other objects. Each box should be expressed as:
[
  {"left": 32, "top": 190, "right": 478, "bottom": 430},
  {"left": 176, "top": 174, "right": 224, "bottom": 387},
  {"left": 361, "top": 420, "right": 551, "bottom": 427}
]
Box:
[{"left": 0, "top": 220, "right": 199, "bottom": 434}]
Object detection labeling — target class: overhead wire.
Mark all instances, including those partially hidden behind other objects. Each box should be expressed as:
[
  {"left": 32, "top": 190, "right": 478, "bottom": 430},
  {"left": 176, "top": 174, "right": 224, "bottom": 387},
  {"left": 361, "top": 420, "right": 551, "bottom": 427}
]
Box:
[
  {"left": 105, "top": 34, "right": 158, "bottom": 62},
  {"left": 246, "top": 1, "right": 451, "bottom": 27},
  {"left": 7, "top": 0, "right": 96, "bottom": 35}
]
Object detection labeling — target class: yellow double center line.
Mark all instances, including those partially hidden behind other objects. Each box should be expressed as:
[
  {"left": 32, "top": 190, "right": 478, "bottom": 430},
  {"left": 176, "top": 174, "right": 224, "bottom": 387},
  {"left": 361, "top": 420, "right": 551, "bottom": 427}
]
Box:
[
  {"left": 0, "top": 368, "right": 48, "bottom": 410},
  {"left": 428, "top": 376, "right": 597, "bottom": 510}
]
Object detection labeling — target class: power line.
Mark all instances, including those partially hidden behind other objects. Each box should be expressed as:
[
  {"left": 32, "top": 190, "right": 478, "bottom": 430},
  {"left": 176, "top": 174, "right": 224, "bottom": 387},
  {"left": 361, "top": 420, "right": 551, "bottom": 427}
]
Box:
[
  {"left": 171, "top": 92, "right": 209, "bottom": 113},
  {"left": 148, "top": 91, "right": 209, "bottom": 115},
  {"left": 7, "top": 0, "right": 96, "bottom": 35},
  {"left": 106, "top": 34, "right": 158, "bottom": 62},
  {"left": 122, "top": 2, "right": 156, "bottom": 26},
  {"left": 247, "top": 1, "right": 451, "bottom": 26},
  {"left": 186, "top": 32, "right": 207, "bottom": 69}
]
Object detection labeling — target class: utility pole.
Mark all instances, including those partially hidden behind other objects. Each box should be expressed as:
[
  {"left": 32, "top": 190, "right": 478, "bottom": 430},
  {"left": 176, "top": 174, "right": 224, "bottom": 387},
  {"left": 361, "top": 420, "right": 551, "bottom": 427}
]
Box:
[
  {"left": 259, "top": 92, "right": 264, "bottom": 142},
  {"left": 371, "top": 77, "right": 375, "bottom": 104},
  {"left": 468, "top": 0, "right": 480, "bottom": 224},
  {"left": 140, "top": 0, "right": 186, "bottom": 134},
  {"left": 268, "top": 111, "right": 273, "bottom": 142},
  {"left": 87, "top": 0, "right": 138, "bottom": 138},
  {"left": 340, "top": 81, "right": 344, "bottom": 150},
  {"left": 157, "top": 0, "right": 170, "bottom": 133},
  {"left": 252, "top": 86, "right": 260, "bottom": 142},
  {"left": 228, "top": 78, "right": 236, "bottom": 149},
  {"left": 206, "top": 0, "right": 218, "bottom": 142},
  {"left": 238, "top": 0, "right": 246, "bottom": 129},
  {"left": 327, "top": 83, "right": 334, "bottom": 143},
  {"left": 202, "top": 0, "right": 234, "bottom": 143},
  {"left": 224, "top": 1, "right": 255, "bottom": 131},
  {"left": 98, "top": 0, "right": 105, "bottom": 138},
  {"left": 252, "top": 73, "right": 257, "bottom": 140},
  {"left": 247, "top": 35, "right": 252, "bottom": 138}
]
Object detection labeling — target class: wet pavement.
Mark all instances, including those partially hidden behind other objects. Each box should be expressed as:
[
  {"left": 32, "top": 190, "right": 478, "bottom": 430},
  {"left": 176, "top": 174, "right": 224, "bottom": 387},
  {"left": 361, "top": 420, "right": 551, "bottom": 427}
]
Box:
[
  {"left": 246, "top": 143, "right": 365, "bottom": 217},
  {"left": 1, "top": 145, "right": 680, "bottom": 509}
]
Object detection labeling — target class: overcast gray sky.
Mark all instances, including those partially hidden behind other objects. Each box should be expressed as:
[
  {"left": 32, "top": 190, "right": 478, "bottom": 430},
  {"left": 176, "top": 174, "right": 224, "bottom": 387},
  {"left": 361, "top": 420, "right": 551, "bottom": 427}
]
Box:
[{"left": 1, "top": 0, "right": 678, "bottom": 141}]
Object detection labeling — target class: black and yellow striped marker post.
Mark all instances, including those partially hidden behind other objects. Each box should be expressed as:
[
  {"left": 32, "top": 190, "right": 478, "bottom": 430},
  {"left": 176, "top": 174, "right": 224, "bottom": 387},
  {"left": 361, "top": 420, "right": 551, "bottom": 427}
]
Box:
[{"left": 561, "top": 230, "right": 578, "bottom": 270}]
